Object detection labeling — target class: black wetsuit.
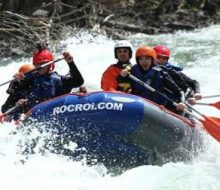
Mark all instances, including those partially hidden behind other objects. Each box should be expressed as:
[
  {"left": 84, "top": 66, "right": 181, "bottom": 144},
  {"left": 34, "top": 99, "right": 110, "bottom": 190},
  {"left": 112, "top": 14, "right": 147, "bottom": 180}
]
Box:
[{"left": 1, "top": 61, "right": 84, "bottom": 120}]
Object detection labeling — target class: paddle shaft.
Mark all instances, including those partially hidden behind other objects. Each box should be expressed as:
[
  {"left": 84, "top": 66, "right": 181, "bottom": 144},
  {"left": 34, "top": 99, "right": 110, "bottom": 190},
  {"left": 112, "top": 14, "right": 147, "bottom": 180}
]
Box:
[
  {"left": 202, "top": 95, "right": 220, "bottom": 99},
  {"left": 0, "top": 57, "right": 64, "bottom": 87},
  {"left": 184, "top": 102, "right": 204, "bottom": 120},
  {"left": 25, "top": 57, "right": 64, "bottom": 75},
  {"left": 195, "top": 101, "right": 220, "bottom": 110},
  {"left": 0, "top": 79, "right": 14, "bottom": 87},
  {"left": 0, "top": 105, "right": 20, "bottom": 119},
  {"left": 196, "top": 102, "right": 210, "bottom": 106},
  {"left": 129, "top": 74, "right": 178, "bottom": 106},
  {"left": 128, "top": 74, "right": 201, "bottom": 120}
]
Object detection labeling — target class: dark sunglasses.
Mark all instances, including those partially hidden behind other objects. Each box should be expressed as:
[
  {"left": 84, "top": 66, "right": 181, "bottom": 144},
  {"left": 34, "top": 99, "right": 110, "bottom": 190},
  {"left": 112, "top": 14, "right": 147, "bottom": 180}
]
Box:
[{"left": 157, "top": 55, "right": 168, "bottom": 60}]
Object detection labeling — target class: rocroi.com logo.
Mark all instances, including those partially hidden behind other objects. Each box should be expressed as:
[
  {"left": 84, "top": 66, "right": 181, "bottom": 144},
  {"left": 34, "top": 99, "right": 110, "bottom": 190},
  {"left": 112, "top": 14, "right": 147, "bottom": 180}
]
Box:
[{"left": 53, "top": 102, "right": 123, "bottom": 115}]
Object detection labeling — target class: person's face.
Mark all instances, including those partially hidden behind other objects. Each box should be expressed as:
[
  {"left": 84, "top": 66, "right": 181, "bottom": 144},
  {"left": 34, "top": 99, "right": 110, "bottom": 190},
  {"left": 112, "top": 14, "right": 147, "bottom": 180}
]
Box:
[
  {"left": 35, "top": 62, "right": 50, "bottom": 75},
  {"left": 116, "top": 48, "right": 130, "bottom": 62},
  {"left": 138, "top": 56, "right": 153, "bottom": 71},
  {"left": 155, "top": 55, "right": 169, "bottom": 65}
]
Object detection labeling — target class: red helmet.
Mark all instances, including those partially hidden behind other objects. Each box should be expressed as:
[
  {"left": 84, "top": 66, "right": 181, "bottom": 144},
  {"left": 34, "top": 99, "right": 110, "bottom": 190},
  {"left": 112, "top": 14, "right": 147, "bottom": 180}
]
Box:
[
  {"left": 18, "top": 64, "right": 35, "bottom": 74},
  {"left": 135, "top": 46, "right": 156, "bottom": 61},
  {"left": 33, "top": 49, "right": 54, "bottom": 65},
  {"left": 153, "top": 45, "right": 170, "bottom": 58}
]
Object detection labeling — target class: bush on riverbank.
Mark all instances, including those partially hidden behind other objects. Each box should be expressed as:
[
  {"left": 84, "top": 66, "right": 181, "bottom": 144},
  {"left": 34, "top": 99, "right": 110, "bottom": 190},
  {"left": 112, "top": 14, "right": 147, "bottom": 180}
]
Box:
[{"left": 0, "top": 0, "right": 220, "bottom": 58}]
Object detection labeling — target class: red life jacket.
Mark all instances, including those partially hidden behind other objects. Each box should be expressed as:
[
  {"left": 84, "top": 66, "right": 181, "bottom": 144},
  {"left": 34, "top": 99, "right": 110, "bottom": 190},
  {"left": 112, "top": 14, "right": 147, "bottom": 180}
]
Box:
[{"left": 101, "top": 65, "right": 122, "bottom": 91}]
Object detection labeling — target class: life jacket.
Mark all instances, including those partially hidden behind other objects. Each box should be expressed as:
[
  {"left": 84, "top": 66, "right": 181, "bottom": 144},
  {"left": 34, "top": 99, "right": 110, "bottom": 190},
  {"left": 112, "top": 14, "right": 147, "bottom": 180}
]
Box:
[
  {"left": 101, "top": 61, "right": 132, "bottom": 91},
  {"left": 164, "top": 62, "right": 183, "bottom": 71},
  {"left": 27, "top": 72, "right": 64, "bottom": 107},
  {"left": 130, "top": 65, "right": 168, "bottom": 105},
  {"left": 2, "top": 72, "right": 65, "bottom": 120}
]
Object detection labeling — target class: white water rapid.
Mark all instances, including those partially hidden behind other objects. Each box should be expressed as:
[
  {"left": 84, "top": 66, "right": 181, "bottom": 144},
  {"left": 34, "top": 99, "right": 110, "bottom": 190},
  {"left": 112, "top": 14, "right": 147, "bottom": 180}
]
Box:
[{"left": 0, "top": 25, "right": 220, "bottom": 190}]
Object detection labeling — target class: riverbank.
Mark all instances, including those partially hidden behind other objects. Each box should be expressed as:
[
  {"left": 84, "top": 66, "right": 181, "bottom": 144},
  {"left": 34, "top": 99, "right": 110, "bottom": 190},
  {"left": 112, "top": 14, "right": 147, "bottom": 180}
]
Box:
[{"left": 1, "top": 0, "right": 220, "bottom": 58}]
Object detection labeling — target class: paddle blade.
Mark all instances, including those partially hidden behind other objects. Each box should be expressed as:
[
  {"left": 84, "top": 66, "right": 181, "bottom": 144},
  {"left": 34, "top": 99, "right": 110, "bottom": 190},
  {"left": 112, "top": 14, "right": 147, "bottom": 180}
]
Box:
[
  {"left": 210, "top": 101, "right": 220, "bottom": 110},
  {"left": 200, "top": 116, "right": 220, "bottom": 142}
]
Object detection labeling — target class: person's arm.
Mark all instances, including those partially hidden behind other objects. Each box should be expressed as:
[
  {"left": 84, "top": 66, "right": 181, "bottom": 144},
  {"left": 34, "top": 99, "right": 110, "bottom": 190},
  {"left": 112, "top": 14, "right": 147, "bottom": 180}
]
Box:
[
  {"left": 178, "top": 72, "right": 202, "bottom": 104},
  {"left": 1, "top": 94, "right": 20, "bottom": 113},
  {"left": 61, "top": 52, "right": 84, "bottom": 88},
  {"left": 62, "top": 62, "right": 84, "bottom": 87},
  {"left": 160, "top": 71, "right": 187, "bottom": 112},
  {"left": 1, "top": 93, "right": 28, "bottom": 121},
  {"left": 162, "top": 71, "right": 184, "bottom": 102},
  {"left": 2, "top": 74, "right": 35, "bottom": 119},
  {"left": 2, "top": 79, "right": 32, "bottom": 113},
  {"left": 180, "top": 72, "right": 200, "bottom": 93}
]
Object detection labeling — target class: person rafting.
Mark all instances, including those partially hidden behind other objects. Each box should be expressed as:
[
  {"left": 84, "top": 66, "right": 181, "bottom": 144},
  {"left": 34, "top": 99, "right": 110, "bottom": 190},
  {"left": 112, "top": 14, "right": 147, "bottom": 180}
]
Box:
[
  {"left": 154, "top": 45, "right": 183, "bottom": 71},
  {"left": 119, "top": 46, "right": 186, "bottom": 113},
  {"left": 153, "top": 45, "right": 202, "bottom": 105},
  {"left": 1, "top": 46, "right": 84, "bottom": 122},
  {"left": 101, "top": 40, "right": 133, "bottom": 92},
  {"left": 0, "top": 64, "right": 35, "bottom": 122}
]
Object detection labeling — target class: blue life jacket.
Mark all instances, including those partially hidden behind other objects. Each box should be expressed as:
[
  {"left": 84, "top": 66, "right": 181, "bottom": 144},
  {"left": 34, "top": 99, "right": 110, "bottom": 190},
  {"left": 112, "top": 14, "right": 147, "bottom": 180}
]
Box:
[
  {"left": 130, "top": 65, "right": 168, "bottom": 105},
  {"left": 27, "top": 72, "right": 64, "bottom": 108},
  {"left": 164, "top": 62, "right": 183, "bottom": 71}
]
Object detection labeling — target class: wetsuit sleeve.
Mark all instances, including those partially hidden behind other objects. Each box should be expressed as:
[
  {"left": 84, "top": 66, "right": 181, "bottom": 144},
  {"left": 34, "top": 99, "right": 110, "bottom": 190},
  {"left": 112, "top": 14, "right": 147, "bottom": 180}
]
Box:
[
  {"left": 61, "top": 61, "right": 84, "bottom": 89},
  {"left": 162, "top": 71, "right": 183, "bottom": 101},
  {"left": 2, "top": 80, "right": 30, "bottom": 113},
  {"left": 179, "top": 72, "right": 200, "bottom": 93},
  {"left": 1, "top": 81, "right": 29, "bottom": 120},
  {"left": 1, "top": 94, "right": 25, "bottom": 121},
  {"left": 2, "top": 74, "right": 37, "bottom": 118},
  {"left": 1, "top": 94, "right": 20, "bottom": 113}
]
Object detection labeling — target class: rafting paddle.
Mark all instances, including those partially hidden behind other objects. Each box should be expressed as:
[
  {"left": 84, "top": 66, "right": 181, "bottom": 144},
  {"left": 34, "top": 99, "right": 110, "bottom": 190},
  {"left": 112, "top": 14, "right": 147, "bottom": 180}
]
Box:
[
  {"left": 0, "top": 104, "right": 20, "bottom": 122},
  {"left": 196, "top": 101, "right": 220, "bottom": 110},
  {"left": 128, "top": 73, "right": 220, "bottom": 142},
  {"left": 202, "top": 95, "right": 220, "bottom": 99},
  {"left": 185, "top": 102, "right": 220, "bottom": 141},
  {"left": 0, "top": 57, "right": 64, "bottom": 87}
]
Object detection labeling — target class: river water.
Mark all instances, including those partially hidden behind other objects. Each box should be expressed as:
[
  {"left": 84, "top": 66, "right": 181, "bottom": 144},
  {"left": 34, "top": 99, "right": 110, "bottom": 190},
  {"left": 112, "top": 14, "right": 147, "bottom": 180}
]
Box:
[{"left": 0, "top": 25, "right": 220, "bottom": 190}]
